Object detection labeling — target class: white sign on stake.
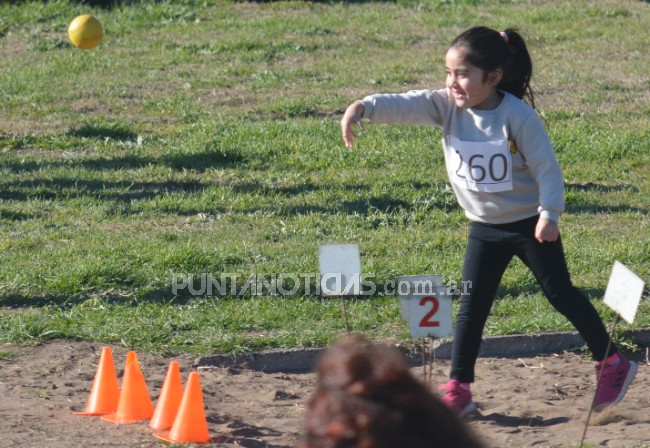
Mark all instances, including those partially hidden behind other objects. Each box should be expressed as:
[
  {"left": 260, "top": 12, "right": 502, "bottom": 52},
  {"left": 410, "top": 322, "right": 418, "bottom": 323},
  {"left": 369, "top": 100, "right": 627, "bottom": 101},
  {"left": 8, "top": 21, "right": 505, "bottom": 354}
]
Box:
[
  {"left": 318, "top": 244, "right": 361, "bottom": 296},
  {"left": 398, "top": 275, "right": 444, "bottom": 322},
  {"left": 603, "top": 261, "right": 645, "bottom": 324},
  {"left": 398, "top": 275, "right": 453, "bottom": 338}
]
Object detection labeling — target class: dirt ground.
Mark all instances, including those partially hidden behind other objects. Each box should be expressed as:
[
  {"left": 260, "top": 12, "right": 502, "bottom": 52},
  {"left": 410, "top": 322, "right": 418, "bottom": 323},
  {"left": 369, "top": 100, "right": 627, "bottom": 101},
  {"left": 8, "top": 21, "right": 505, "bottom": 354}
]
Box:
[{"left": 1, "top": 340, "right": 649, "bottom": 448}]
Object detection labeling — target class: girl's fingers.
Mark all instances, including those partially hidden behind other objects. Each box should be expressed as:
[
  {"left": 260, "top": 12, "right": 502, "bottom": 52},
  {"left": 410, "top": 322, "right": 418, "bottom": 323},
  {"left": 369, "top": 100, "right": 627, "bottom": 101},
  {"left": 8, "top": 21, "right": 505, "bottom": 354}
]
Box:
[
  {"left": 535, "top": 219, "right": 560, "bottom": 243},
  {"left": 341, "top": 103, "right": 365, "bottom": 147},
  {"left": 343, "top": 129, "right": 358, "bottom": 148},
  {"left": 341, "top": 116, "right": 362, "bottom": 147}
]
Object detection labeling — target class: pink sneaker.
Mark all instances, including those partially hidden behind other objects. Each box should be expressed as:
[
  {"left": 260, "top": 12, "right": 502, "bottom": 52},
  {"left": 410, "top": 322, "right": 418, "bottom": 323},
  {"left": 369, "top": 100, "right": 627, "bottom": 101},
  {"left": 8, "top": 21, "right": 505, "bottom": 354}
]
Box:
[
  {"left": 593, "top": 353, "right": 637, "bottom": 411},
  {"left": 438, "top": 379, "right": 476, "bottom": 416}
]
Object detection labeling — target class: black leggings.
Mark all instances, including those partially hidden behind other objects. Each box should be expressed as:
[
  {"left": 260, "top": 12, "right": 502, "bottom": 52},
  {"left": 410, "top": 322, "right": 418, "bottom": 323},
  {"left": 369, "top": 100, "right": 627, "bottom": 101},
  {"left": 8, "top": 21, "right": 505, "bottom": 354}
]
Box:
[{"left": 451, "top": 215, "right": 615, "bottom": 383}]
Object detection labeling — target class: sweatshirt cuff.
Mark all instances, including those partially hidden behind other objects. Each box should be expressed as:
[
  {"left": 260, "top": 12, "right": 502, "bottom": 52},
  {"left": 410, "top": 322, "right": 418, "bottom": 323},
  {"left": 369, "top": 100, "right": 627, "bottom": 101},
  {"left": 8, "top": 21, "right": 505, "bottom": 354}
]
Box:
[
  {"left": 539, "top": 209, "right": 560, "bottom": 223},
  {"left": 358, "top": 98, "right": 374, "bottom": 120}
]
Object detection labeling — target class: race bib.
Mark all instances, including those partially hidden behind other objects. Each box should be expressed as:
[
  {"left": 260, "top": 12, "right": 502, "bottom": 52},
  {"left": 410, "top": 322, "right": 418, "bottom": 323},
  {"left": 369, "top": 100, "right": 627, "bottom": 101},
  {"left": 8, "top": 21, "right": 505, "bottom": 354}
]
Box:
[{"left": 448, "top": 136, "right": 513, "bottom": 193}]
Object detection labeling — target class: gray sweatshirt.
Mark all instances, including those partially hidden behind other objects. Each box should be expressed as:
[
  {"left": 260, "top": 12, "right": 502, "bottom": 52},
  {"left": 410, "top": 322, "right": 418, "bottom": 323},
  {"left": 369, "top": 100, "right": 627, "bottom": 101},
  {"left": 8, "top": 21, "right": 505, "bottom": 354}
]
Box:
[{"left": 360, "top": 88, "right": 564, "bottom": 224}]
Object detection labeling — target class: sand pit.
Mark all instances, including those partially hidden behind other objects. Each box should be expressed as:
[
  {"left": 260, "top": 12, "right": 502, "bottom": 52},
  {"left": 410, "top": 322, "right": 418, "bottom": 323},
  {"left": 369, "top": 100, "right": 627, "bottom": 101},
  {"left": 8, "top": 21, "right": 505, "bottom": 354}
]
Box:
[{"left": 0, "top": 340, "right": 648, "bottom": 447}]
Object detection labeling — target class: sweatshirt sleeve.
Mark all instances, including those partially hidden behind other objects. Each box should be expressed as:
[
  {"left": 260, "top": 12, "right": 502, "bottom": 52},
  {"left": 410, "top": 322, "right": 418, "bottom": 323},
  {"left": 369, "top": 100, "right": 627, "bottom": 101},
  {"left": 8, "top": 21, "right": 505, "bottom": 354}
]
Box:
[
  {"left": 360, "top": 89, "right": 450, "bottom": 127},
  {"left": 513, "top": 112, "right": 565, "bottom": 222}
]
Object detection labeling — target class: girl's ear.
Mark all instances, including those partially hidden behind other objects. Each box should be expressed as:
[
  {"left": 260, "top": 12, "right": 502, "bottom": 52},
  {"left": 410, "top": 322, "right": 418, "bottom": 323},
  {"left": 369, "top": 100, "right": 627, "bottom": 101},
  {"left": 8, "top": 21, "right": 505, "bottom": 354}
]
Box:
[{"left": 487, "top": 68, "right": 503, "bottom": 86}]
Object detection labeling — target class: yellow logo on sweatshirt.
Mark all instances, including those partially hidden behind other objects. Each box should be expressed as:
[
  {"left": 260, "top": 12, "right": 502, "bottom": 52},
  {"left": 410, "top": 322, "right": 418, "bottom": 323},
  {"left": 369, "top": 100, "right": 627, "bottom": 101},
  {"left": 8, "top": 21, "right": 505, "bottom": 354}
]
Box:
[{"left": 509, "top": 140, "right": 518, "bottom": 154}]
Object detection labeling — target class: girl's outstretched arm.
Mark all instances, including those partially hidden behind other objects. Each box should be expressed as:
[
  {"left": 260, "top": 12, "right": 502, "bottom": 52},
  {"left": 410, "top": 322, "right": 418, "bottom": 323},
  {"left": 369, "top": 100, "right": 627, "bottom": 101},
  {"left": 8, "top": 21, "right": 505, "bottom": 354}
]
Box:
[{"left": 341, "top": 101, "right": 365, "bottom": 148}]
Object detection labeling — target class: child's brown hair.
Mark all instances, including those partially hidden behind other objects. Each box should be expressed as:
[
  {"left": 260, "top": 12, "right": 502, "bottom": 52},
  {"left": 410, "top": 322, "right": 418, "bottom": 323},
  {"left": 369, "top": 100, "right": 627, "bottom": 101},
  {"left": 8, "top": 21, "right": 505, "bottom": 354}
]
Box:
[{"left": 298, "top": 335, "right": 485, "bottom": 448}]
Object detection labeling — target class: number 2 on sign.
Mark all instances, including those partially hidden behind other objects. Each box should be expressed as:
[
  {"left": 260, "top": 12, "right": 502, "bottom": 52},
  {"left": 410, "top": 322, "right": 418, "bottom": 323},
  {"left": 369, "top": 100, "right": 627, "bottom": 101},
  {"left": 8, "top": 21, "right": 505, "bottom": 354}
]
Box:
[{"left": 418, "top": 296, "right": 440, "bottom": 327}]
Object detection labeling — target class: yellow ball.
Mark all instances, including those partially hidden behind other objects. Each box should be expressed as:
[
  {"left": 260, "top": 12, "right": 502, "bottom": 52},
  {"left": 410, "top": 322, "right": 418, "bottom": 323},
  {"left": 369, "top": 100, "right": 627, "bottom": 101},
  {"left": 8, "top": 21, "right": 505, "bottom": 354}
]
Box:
[{"left": 68, "top": 15, "right": 104, "bottom": 50}]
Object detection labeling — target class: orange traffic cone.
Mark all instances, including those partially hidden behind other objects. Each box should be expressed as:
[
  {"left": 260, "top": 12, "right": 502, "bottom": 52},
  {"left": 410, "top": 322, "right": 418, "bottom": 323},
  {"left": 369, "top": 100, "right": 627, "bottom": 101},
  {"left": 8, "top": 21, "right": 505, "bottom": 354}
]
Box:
[
  {"left": 74, "top": 346, "right": 120, "bottom": 416},
  {"left": 101, "top": 353, "right": 154, "bottom": 424},
  {"left": 154, "top": 371, "right": 210, "bottom": 443},
  {"left": 124, "top": 350, "right": 137, "bottom": 368},
  {"left": 149, "top": 361, "right": 184, "bottom": 431}
]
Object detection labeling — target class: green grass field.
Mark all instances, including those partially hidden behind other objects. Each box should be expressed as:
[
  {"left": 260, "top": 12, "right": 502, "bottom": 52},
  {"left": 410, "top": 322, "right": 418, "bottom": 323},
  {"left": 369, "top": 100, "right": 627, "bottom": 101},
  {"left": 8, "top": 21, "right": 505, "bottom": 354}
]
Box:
[{"left": 0, "top": 0, "right": 648, "bottom": 355}]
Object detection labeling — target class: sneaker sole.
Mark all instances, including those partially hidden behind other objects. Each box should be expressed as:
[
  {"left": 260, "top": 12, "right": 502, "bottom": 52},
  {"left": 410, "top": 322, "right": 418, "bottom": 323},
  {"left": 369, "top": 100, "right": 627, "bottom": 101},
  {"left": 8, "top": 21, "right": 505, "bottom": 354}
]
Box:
[
  {"left": 459, "top": 401, "right": 477, "bottom": 417},
  {"left": 596, "top": 361, "right": 638, "bottom": 411}
]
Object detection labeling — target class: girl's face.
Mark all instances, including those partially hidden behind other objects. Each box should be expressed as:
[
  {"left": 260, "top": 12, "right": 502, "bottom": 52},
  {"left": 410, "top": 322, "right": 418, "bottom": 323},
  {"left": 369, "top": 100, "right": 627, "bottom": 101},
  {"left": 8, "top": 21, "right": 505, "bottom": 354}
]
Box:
[{"left": 445, "top": 46, "right": 502, "bottom": 110}]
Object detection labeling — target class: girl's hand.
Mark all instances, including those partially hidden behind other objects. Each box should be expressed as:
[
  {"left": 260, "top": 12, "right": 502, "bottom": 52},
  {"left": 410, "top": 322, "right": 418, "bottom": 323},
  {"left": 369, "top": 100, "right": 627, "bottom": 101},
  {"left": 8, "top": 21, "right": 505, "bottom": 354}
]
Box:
[
  {"left": 535, "top": 217, "right": 560, "bottom": 243},
  {"left": 341, "top": 102, "right": 365, "bottom": 148}
]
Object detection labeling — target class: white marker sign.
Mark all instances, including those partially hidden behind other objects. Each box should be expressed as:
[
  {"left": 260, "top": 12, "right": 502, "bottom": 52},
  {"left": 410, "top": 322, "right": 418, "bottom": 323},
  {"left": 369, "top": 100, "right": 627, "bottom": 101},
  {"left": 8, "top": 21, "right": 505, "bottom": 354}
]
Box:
[
  {"left": 398, "top": 275, "right": 453, "bottom": 338},
  {"left": 318, "top": 244, "right": 361, "bottom": 296},
  {"left": 603, "top": 261, "right": 645, "bottom": 324}
]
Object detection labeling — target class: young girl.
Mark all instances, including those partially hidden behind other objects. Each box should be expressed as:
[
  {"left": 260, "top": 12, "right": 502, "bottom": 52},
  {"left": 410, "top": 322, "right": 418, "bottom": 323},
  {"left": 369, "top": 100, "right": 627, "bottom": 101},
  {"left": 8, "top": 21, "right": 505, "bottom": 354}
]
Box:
[{"left": 340, "top": 26, "right": 636, "bottom": 416}]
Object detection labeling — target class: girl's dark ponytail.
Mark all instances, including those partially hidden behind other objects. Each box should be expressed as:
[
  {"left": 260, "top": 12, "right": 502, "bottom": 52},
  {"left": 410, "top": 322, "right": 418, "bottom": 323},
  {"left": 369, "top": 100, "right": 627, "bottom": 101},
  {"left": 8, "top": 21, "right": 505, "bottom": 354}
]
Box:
[
  {"left": 450, "top": 26, "right": 535, "bottom": 108},
  {"left": 499, "top": 28, "right": 535, "bottom": 108}
]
